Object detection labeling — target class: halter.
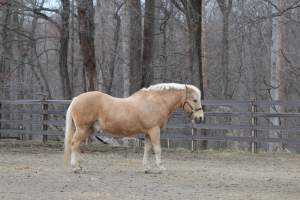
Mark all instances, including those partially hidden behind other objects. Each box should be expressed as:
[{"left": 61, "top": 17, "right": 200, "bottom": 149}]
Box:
[{"left": 182, "top": 85, "right": 203, "bottom": 117}]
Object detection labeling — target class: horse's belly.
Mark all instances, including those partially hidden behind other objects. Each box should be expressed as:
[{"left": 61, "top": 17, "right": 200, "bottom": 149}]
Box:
[
  {"left": 101, "top": 119, "right": 144, "bottom": 136},
  {"left": 105, "top": 125, "right": 142, "bottom": 136},
  {"left": 97, "top": 109, "right": 159, "bottom": 135}
]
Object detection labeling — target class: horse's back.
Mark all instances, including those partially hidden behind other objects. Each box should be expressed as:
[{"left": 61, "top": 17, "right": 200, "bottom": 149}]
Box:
[
  {"left": 70, "top": 91, "right": 137, "bottom": 131},
  {"left": 73, "top": 91, "right": 104, "bottom": 103},
  {"left": 69, "top": 90, "right": 170, "bottom": 134}
]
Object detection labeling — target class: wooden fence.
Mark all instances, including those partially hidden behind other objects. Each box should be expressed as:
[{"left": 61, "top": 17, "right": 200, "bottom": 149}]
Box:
[{"left": 1, "top": 99, "right": 300, "bottom": 152}]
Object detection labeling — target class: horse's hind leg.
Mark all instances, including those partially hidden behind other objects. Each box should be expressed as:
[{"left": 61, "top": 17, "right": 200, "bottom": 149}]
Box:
[
  {"left": 148, "top": 127, "right": 166, "bottom": 171},
  {"left": 71, "top": 127, "right": 93, "bottom": 172}
]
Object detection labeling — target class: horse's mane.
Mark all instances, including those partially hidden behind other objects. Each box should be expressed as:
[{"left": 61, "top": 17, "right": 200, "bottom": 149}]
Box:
[{"left": 141, "top": 83, "right": 201, "bottom": 97}]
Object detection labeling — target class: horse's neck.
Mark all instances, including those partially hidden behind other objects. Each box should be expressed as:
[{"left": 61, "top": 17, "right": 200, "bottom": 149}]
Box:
[{"left": 160, "top": 90, "right": 184, "bottom": 114}]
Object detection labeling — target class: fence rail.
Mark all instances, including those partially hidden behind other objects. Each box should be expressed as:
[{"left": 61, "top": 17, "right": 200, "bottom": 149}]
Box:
[{"left": 1, "top": 99, "right": 300, "bottom": 152}]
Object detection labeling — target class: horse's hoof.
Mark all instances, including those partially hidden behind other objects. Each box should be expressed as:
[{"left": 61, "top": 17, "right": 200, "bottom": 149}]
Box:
[
  {"left": 159, "top": 165, "right": 167, "bottom": 171},
  {"left": 143, "top": 164, "right": 151, "bottom": 174},
  {"left": 72, "top": 166, "right": 82, "bottom": 173},
  {"left": 144, "top": 168, "right": 152, "bottom": 174},
  {"left": 144, "top": 167, "right": 152, "bottom": 174}
]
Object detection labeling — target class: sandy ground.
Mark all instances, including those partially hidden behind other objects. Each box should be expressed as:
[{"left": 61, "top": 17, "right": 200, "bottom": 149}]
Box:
[{"left": 0, "top": 141, "right": 300, "bottom": 200}]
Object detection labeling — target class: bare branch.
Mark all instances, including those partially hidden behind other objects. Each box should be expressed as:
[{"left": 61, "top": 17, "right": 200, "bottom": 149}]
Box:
[{"left": 170, "top": 0, "right": 186, "bottom": 14}]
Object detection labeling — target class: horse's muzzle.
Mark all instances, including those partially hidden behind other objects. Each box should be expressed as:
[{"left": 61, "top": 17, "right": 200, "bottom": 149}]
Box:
[{"left": 194, "top": 117, "right": 203, "bottom": 124}]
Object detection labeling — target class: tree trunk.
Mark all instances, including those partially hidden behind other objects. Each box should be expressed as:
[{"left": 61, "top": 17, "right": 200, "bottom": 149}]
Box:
[
  {"left": 222, "top": 13, "right": 230, "bottom": 99},
  {"left": 0, "top": 2, "right": 13, "bottom": 100},
  {"left": 30, "top": 16, "right": 52, "bottom": 99},
  {"left": 202, "top": 1, "right": 208, "bottom": 98},
  {"left": 181, "top": 0, "right": 206, "bottom": 149},
  {"left": 185, "top": 2, "right": 195, "bottom": 85},
  {"left": 193, "top": 0, "right": 203, "bottom": 96},
  {"left": 70, "top": 0, "right": 75, "bottom": 94},
  {"left": 76, "top": 0, "right": 98, "bottom": 91},
  {"left": 59, "top": 0, "right": 72, "bottom": 99},
  {"left": 236, "top": 0, "right": 251, "bottom": 150},
  {"left": 142, "top": 0, "right": 156, "bottom": 87},
  {"left": 1, "top": 3, "right": 12, "bottom": 81},
  {"left": 128, "top": 0, "right": 142, "bottom": 94},
  {"left": 217, "top": 0, "right": 233, "bottom": 99},
  {"left": 163, "top": 2, "right": 174, "bottom": 82},
  {"left": 217, "top": 0, "right": 233, "bottom": 150},
  {"left": 269, "top": 0, "right": 284, "bottom": 152},
  {"left": 106, "top": 2, "right": 122, "bottom": 94},
  {"left": 193, "top": 0, "right": 207, "bottom": 149}
]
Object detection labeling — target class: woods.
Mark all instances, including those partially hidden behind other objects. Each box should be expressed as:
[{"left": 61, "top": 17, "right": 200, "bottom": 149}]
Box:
[
  {"left": 1, "top": 0, "right": 300, "bottom": 151},
  {"left": 1, "top": 0, "right": 300, "bottom": 100}
]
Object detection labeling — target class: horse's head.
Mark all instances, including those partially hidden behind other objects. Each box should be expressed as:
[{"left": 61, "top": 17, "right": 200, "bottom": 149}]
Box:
[{"left": 182, "top": 85, "right": 204, "bottom": 124}]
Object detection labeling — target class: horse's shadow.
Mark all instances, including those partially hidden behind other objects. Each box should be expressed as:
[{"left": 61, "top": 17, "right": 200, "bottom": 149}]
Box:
[{"left": 68, "top": 168, "right": 167, "bottom": 176}]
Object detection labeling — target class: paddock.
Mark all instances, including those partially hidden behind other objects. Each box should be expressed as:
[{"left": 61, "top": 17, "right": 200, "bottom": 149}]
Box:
[{"left": 0, "top": 141, "right": 299, "bottom": 200}]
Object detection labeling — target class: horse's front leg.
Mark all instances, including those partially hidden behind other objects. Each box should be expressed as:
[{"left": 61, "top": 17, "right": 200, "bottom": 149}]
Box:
[
  {"left": 143, "top": 134, "right": 152, "bottom": 173},
  {"left": 148, "top": 127, "right": 166, "bottom": 171}
]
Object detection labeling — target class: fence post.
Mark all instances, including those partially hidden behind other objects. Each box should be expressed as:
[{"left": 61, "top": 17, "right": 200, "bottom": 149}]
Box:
[
  {"left": 42, "top": 99, "right": 48, "bottom": 143},
  {"left": 251, "top": 99, "right": 258, "bottom": 153},
  {"left": 0, "top": 102, "right": 2, "bottom": 138},
  {"left": 191, "top": 122, "right": 195, "bottom": 151}
]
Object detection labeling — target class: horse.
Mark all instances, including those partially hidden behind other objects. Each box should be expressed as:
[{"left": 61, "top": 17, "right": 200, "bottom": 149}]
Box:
[{"left": 64, "top": 83, "right": 204, "bottom": 173}]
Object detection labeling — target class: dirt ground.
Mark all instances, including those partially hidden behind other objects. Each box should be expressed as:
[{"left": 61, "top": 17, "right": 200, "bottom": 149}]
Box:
[{"left": 0, "top": 141, "right": 300, "bottom": 200}]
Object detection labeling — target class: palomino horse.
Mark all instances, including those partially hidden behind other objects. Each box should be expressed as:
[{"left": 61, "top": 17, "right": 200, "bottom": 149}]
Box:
[{"left": 64, "top": 83, "right": 204, "bottom": 172}]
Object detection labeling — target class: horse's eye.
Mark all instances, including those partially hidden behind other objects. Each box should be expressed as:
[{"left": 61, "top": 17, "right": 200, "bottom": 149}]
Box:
[{"left": 193, "top": 99, "right": 197, "bottom": 103}]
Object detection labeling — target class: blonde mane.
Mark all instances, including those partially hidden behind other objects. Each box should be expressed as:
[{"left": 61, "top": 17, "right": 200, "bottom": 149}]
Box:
[{"left": 142, "top": 83, "right": 201, "bottom": 98}]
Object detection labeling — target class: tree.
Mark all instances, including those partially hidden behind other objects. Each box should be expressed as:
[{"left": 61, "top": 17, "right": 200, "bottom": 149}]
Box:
[
  {"left": 202, "top": 0, "right": 208, "bottom": 97},
  {"left": 269, "top": 0, "right": 284, "bottom": 151},
  {"left": 128, "top": 0, "right": 142, "bottom": 94},
  {"left": 171, "top": 0, "right": 206, "bottom": 148},
  {"left": 1, "top": 2, "right": 13, "bottom": 98},
  {"left": 29, "top": 15, "right": 52, "bottom": 99},
  {"left": 59, "top": 0, "right": 72, "bottom": 99},
  {"left": 101, "top": 1, "right": 124, "bottom": 94},
  {"left": 170, "top": 0, "right": 204, "bottom": 93},
  {"left": 142, "top": 0, "right": 157, "bottom": 87},
  {"left": 190, "top": 0, "right": 206, "bottom": 149},
  {"left": 216, "top": 0, "right": 233, "bottom": 99},
  {"left": 76, "top": 0, "right": 98, "bottom": 91},
  {"left": 25, "top": 0, "right": 53, "bottom": 99},
  {"left": 192, "top": 0, "right": 204, "bottom": 97}
]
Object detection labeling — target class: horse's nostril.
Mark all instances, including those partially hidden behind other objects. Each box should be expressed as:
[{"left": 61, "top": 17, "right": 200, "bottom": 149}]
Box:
[{"left": 195, "top": 117, "right": 202, "bottom": 124}]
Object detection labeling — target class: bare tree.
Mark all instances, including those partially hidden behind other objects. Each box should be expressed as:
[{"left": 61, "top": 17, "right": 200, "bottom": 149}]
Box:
[
  {"left": 170, "top": 0, "right": 204, "bottom": 92},
  {"left": 191, "top": 0, "right": 204, "bottom": 96},
  {"left": 29, "top": 16, "right": 52, "bottom": 99},
  {"left": 188, "top": 0, "right": 206, "bottom": 148},
  {"left": 59, "top": 0, "right": 72, "bottom": 98},
  {"left": 269, "top": 0, "right": 284, "bottom": 151},
  {"left": 170, "top": 0, "right": 206, "bottom": 149},
  {"left": 106, "top": 1, "right": 124, "bottom": 94},
  {"left": 202, "top": 0, "right": 209, "bottom": 97},
  {"left": 142, "top": 0, "right": 157, "bottom": 87},
  {"left": 1, "top": 2, "right": 13, "bottom": 97},
  {"left": 76, "top": 0, "right": 98, "bottom": 91},
  {"left": 128, "top": 0, "right": 142, "bottom": 93},
  {"left": 216, "top": 0, "right": 233, "bottom": 99}
]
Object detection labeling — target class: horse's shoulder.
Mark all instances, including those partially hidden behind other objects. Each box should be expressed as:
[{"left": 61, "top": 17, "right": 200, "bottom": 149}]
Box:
[{"left": 129, "top": 90, "right": 149, "bottom": 98}]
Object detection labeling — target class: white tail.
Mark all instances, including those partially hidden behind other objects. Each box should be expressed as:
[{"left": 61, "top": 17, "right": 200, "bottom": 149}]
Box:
[{"left": 64, "top": 105, "right": 75, "bottom": 166}]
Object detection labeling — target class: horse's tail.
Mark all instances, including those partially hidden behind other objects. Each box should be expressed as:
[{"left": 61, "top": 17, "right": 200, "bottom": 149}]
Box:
[{"left": 64, "top": 103, "right": 75, "bottom": 166}]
